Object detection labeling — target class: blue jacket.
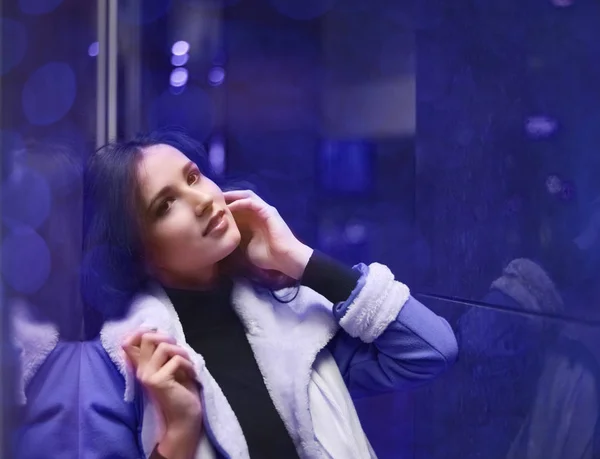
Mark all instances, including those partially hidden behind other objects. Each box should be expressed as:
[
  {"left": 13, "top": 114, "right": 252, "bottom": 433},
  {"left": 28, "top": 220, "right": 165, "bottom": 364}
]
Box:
[{"left": 14, "top": 262, "right": 457, "bottom": 458}]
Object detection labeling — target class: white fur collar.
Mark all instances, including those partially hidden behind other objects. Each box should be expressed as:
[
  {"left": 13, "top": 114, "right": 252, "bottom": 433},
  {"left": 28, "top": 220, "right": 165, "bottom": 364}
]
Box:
[{"left": 100, "top": 280, "right": 340, "bottom": 458}]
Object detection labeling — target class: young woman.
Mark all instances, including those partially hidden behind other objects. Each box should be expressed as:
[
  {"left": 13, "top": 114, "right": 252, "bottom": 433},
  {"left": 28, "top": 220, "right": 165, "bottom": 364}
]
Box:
[{"left": 78, "top": 129, "right": 458, "bottom": 459}]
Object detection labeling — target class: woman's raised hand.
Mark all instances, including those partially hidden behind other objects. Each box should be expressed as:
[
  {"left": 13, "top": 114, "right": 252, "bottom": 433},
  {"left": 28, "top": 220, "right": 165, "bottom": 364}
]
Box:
[{"left": 123, "top": 330, "right": 202, "bottom": 459}]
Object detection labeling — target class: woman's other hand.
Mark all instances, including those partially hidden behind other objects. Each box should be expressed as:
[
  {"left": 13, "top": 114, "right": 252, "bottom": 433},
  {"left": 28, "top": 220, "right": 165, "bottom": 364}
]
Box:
[
  {"left": 123, "top": 330, "right": 202, "bottom": 459},
  {"left": 224, "top": 190, "right": 313, "bottom": 280}
]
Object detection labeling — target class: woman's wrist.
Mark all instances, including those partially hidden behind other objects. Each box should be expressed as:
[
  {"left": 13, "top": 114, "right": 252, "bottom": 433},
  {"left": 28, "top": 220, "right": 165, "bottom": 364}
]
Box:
[
  {"left": 278, "top": 243, "right": 314, "bottom": 280},
  {"left": 157, "top": 422, "right": 202, "bottom": 459}
]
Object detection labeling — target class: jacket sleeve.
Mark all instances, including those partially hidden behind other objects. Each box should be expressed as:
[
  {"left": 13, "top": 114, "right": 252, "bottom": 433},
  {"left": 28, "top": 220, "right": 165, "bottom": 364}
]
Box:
[
  {"left": 15, "top": 339, "right": 145, "bottom": 459},
  {"left": 325, "top": 263, "right": 458, "bottom": 398}
]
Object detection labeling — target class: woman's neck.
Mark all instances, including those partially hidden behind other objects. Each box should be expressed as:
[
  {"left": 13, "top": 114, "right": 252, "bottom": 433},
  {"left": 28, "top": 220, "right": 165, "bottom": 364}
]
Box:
[{"left": 157, "top": 265, "right": 225, "bottom": 291}]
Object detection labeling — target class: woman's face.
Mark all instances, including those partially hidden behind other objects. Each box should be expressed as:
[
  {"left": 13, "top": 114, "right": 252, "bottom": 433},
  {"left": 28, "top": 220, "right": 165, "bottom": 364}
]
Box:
[{"left": 135, "top": 144, "right": 241, "bottom": 287}]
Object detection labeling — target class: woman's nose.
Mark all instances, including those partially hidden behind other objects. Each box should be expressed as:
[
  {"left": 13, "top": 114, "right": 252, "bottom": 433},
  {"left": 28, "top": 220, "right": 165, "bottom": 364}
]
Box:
[{"left": 189, "top": 190, "right": 213, "bottom": 217}]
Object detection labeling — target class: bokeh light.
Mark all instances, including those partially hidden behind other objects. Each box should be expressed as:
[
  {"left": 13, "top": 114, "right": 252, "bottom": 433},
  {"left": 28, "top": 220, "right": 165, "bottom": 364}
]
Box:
[
  {"left": 171, "top": 40, "right": 190, "bottom": 56},
  {"left": 551, "top": 0, "right": 574, "bottom": 7},
  {"left": 170, "top": 67, "right": 189, "bottom": 87},
  {"left": 2, "top": 166, "right": 51, "bottom": 231},
  {"left": 546, "top": 175, "right": 562, "bottom": 194},
  {"left": 88, "top": 41, "right": 99, "bottom": 57},
  {"left": 209, "top": 136, "right": 225, "bottom": 175},
  {"left": 1, "top": 19, "right": 28, "bottom": 76},
  {"left": 208, "top": 67, "right": 225, "bottom": 86},
  {"left": 525, "top": 115, "right": 558, "bottom": 139},
  {"left": 344, "top": 223, "right": 367, "bottom": 244},
  {"left": 19, "top": 0, "right": 63, "bottom": 15},
  {"left": 22, "top": 62, "right": 76, "bottom": 125},
  {"left": 1, "top": 229, "right": 51, "bottom": 295}
]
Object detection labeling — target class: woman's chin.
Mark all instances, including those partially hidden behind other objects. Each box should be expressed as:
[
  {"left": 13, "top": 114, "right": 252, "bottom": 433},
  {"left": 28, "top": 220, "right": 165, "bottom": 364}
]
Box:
[{"left": 221, "top": 226, "right": 242, "bottom": 257}]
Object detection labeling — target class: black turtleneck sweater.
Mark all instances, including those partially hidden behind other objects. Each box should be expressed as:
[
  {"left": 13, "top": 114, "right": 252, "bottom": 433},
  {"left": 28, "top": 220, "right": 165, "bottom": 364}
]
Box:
[{"left": 161, "top": 251, "right": 360, "bottom": 459}]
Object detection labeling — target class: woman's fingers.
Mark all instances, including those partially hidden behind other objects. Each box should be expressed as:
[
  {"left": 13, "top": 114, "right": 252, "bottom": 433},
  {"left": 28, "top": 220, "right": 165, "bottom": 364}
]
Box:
[
  {"left": 148, "top": 355, "right": 197, "bottom": 388},
  {"left": 140, "top": 332, "right": 176, "bottom": 365},
  {"left": 224, "top": 190, "right": 272, "bottom": 208},
  {"left": 145, "top": 342, "right": 191, "bottom": 376},
  {"left": 122, "top": 328, "right": 155, "bottom": 348},
  {"left": 121, "top": 330, "right": 195, "bottom": 386},
  {"left": 226, "top": 196, "right": 277, "bottom": 223},
  {"left": 223, "top": 189, "right": 256, "bottom": 202},
  {"left": 122, "top": 330, "right": 176, "bottom": 369},
  {"left": 227, "top": 198, "right": 263, "bottom": 213}
]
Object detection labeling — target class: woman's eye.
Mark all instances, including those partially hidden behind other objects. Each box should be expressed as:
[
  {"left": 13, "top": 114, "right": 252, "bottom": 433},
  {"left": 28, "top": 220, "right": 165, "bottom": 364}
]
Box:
[
  {"left": 187, "top": 171, "right": 200, "bottom": 185},
  {"left": 156, "top": 198, "right": 174, "bottom": 217}
]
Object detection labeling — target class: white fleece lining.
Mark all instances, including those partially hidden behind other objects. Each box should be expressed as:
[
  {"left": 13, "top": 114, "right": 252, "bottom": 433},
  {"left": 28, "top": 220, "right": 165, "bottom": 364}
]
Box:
[
  {"left": 339, "top": 263, "right": 410, "bottom": 343},
  {"left": 231, "top": 281, "right": 340, "bottom": 458},
  {"left": 12, "top": 298, "right": 60, "bottom": 404},
  {"left": 94, "top": 262, "right": 405, "bottom": 458}
]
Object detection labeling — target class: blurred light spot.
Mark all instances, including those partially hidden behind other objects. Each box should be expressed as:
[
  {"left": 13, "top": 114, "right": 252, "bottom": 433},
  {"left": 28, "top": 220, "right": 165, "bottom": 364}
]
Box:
[
  {"left": 208, "top": 67, "right": 225, "bottom": 86},
  {"left": 148, "top": 86, "right": 213, "bottom": 141},
  {"left": 22, "top": 62, "right": 76, "bottom": 125},
  {"left": 171, "top": 40, "right": 190, "bottom": 56},
  {"left": 19, "top": 0, "right": 63, "bottom": 15},
  {"left": 551, "top": 0, "right": 574, "bottom": 6},
  {"left": 209, "top": 136, "right": 225, "bottom": 175},
  {"left": 269, "top": 0, "right": 336, "bottom": 20},
  {"left": 171, "top": 53, "right": 189, "bottom": 66},
  {"left": 546, "top": 175, "right": 562, "bottom": 194},
  {"left": 344, "top": 223, "right": 367, "bottom": 244},
  {"left": 1, "top": 19, "right": 28, "bottom": 75},
  {"left": 525, "top": 115, "right": 558, "bottom": 138},
  {"left": 1, "top": 228, "right": 51, "bottom": 294},
  {"left": 170, "top": 67, "right": 188, "bottom": 87},
  {"left": 88, "top": 41, "right": 99, "bottom": 57},
  {"left": 119, "top": 0, "right": 172, "bottom": 24},
  {"left": 2, "top": 166, "right": 51, "bottom": 230}
]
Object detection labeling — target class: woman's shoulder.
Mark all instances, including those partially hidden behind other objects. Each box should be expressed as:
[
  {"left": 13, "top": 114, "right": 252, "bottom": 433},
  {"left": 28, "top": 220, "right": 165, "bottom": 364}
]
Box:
[{"left": 16, "top": 335, "right": 144, "bottom": 459}]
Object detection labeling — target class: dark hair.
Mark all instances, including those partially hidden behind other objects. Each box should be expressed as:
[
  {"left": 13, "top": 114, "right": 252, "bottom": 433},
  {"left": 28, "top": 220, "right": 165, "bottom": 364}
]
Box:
[{"left": 82, "top": 128, "right": 297, "bottom": 320}]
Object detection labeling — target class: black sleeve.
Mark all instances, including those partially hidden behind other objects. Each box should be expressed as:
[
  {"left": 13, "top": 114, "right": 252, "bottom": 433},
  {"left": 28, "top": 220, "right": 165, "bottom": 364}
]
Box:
[{"left": 300, "top": 250, "right": 361, "bottom": 304}]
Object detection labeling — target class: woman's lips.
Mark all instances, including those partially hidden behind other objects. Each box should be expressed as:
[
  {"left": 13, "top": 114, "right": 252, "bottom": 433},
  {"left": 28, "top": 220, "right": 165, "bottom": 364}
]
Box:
[{"left": 203, "top": 210, "right": 227, "bottom": 236}]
